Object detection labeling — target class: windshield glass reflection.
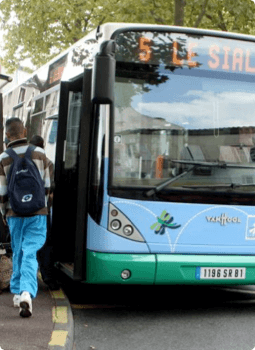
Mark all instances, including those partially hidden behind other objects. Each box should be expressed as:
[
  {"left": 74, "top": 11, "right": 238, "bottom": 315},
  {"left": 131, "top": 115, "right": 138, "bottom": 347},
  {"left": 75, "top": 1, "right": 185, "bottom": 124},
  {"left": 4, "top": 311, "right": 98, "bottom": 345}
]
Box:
[{"left": 113, "top": 61, "right": 255, "bottom": 192}]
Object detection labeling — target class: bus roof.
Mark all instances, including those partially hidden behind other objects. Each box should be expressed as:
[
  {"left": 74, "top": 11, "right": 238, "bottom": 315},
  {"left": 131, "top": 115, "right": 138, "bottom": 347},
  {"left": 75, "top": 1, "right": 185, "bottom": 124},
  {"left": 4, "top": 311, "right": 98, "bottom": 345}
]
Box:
[{"left": 3, "top": 22, "right": 255, "bottom": 95}]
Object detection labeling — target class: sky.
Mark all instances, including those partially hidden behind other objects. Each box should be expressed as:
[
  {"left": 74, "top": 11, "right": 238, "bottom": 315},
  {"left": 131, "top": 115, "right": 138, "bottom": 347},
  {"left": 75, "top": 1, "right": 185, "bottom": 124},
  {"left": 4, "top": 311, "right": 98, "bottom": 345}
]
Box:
[{"left": 130, "top": 71, "right": 255, "bottom": 130}]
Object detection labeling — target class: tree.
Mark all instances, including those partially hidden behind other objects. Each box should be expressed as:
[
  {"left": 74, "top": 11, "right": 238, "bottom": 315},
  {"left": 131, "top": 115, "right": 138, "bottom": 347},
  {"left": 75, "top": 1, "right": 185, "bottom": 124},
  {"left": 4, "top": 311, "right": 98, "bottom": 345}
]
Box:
[
  {"left": 0, "top": 0, "right": 107, "bottom": 72},
  {"left": 1, "top": 0, "right": 255, "bottom": 73}
]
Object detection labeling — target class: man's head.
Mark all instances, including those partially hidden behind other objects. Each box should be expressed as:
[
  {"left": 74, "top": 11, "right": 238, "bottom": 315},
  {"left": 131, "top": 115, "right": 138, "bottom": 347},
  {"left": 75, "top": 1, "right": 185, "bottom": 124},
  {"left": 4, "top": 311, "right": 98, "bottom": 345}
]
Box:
[
  {"left": 5, "top": 118, "right": 26, "bottom": 141},
  {"left": 30, "top": 135, "right": 44, "bottom": 149}
]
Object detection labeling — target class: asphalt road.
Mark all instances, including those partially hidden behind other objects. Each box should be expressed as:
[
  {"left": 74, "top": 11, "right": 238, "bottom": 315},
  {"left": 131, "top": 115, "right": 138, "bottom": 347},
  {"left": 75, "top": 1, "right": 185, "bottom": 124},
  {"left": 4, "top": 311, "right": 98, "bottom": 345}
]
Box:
[{"left": 59, "top": 278, "right": 255, "bottom": 350}]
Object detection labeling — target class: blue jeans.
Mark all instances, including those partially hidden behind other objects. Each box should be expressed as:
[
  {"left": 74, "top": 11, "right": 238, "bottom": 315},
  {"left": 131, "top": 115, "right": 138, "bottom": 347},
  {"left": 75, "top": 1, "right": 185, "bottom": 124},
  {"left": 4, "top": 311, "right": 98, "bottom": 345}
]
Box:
[{"left": 7, "top": 216, "right": 47, "bottom": 298}]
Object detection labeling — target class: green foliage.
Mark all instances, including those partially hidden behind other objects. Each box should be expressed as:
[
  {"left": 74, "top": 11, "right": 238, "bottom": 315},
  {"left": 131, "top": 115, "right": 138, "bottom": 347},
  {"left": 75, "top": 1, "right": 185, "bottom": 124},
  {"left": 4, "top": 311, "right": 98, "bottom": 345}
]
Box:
[
  {"left": 184, "top": 0, "right": 255, "bottom": 34},
  {"left": 0, "top": 0, "right": 106, "bottom": 72},
  {"left": 1, "top": 0, "right": 255, "bottom": 73}
]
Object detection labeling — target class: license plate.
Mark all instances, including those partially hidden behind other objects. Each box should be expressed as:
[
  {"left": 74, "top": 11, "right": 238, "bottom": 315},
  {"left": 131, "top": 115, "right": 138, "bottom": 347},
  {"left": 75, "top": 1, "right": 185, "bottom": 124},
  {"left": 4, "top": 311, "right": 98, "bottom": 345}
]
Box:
[{"left": 196, "top": 267, "right": 246, "bottom": 280}]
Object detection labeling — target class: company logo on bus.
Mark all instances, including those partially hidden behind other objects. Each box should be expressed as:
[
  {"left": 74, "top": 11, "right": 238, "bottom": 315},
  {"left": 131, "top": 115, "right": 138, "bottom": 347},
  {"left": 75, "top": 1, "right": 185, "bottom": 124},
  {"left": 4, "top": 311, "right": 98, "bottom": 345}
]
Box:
[
  {"left": 206, "top": 213, "right": 241, "bottom": 225},
  {"left": 150, "top": 210, "right": 181, "bottom": 235}
]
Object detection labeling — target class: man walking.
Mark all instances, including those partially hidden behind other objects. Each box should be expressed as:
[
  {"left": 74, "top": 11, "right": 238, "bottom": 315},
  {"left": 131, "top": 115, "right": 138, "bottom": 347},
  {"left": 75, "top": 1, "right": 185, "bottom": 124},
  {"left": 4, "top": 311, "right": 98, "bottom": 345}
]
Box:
[{"left": 0, "top": 118, "right": 50, "bottom": 317}]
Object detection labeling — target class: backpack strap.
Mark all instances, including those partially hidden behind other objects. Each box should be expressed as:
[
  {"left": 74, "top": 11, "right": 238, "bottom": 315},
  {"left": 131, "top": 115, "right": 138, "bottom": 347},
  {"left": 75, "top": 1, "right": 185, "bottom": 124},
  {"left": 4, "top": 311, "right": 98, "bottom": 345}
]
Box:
[
  {"left": 5, "top": 148, "right": 20, "bottom": 185},
  {"left": 5, "top": 147, "right": 19, "bottom": 161},
  {"left": 24, "top": 145, "right": 36, "bottom": 159}
]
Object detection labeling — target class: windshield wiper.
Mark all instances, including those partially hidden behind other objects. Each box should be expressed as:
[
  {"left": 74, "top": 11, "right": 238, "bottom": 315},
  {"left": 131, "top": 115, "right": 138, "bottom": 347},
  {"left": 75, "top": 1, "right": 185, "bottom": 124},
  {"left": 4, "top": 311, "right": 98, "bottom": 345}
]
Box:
[
  {"left": 145, "top": 165, "right": 195, "bottom": 197},
  {"left": 182, "top": 183, "right": 255, "bottom": 189},
  {"left": 171, "top": 159, "right": 255, "bottom": 169},
  {"left": 145, "top": 158, "right": 255, "bottom": 197}
]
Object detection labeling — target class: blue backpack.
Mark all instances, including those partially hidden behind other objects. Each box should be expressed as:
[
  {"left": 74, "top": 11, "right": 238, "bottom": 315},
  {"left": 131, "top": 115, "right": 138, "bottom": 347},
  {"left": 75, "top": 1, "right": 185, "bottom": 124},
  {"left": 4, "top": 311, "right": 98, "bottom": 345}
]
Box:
[{"left": 6, "top": 145, "right": 45, "bottom": 215}]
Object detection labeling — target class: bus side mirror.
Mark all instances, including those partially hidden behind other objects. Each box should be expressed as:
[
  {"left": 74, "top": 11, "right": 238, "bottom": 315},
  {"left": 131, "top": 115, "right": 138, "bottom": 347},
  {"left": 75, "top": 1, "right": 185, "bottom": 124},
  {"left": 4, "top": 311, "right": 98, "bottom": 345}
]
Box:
[{"left": 92, "top": 40, "right": 116, "bottom": 104}]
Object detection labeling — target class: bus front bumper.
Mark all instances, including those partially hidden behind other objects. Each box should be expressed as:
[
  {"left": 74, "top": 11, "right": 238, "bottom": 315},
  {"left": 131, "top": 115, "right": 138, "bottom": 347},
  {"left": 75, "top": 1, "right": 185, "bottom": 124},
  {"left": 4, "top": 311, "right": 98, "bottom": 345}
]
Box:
[{"left": 86, "top": 250, "right": 255, "bottom": 285}]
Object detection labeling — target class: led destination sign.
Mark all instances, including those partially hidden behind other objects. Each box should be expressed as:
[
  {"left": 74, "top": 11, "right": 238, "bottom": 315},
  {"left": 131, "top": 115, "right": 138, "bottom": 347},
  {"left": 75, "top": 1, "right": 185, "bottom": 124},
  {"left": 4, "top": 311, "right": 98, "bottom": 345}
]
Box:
[
  {"left": 115, "top": 31, "right": 255, "bottom": 75},
  {"left": 48, "top": 54, "right": 67, "bottom": 87},
  {"left": 139, "top": 37, "right": 199, "bottom": 68},
  {"left": 208, "top": 45, "right": 255, "bottom": 73}
]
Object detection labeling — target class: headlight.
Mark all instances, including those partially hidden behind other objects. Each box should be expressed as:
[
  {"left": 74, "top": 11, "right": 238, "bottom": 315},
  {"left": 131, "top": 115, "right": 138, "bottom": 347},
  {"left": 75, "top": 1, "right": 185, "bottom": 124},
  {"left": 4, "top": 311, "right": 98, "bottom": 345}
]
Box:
[
  {"left": 110, "top": 219, "right": 121, "bottom": 230},
  {"left": 123, "top": 225, "right": 133, "bottom": 236},
  {"left": 108, "top": 203, "right": 145, "bottom": 242}
]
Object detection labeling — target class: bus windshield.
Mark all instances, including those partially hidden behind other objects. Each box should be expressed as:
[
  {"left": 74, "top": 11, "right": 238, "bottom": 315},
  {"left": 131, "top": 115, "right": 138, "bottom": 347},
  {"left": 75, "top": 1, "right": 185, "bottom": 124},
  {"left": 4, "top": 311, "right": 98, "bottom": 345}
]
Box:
[{"left": 112, "top": 30, "right": 255, "bottom": 200}]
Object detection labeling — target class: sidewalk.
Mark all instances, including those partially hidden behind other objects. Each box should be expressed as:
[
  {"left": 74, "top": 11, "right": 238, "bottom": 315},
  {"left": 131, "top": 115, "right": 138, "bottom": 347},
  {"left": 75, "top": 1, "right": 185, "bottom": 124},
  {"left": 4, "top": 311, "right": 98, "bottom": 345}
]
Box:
[{"left": 0, "top": 278, "right": 74, "bottom": 350}]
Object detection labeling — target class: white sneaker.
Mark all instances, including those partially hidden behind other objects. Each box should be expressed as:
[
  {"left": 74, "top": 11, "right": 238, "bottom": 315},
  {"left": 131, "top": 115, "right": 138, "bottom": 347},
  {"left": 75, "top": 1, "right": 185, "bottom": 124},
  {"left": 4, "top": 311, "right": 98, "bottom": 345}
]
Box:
[
  {"left": 13, "top": 294, "right": 20, "bottom": 308},
  {"left": 19, "top": 291, "right": 32, "bottom": 317}
]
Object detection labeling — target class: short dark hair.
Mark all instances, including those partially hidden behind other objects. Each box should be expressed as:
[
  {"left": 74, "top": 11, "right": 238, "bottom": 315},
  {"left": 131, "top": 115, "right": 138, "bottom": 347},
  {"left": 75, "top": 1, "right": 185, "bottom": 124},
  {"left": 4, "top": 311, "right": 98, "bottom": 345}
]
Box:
[
  {"left": 5, "top": 118, "right": 24, "bottom": 137},
  {"left": 30, "top": 135, "right": 44, "bottom": 149}
]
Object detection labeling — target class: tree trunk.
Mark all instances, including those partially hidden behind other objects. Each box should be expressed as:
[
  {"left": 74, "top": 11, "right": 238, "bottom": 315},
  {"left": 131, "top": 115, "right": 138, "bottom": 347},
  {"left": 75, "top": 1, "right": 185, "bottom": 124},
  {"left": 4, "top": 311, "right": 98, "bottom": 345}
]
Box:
[
  {"left": 174, "top": 0, "right": 186, "bottom": 26},
  {"left": 194, "top": 0, "right": 210, "bottom": 28}
]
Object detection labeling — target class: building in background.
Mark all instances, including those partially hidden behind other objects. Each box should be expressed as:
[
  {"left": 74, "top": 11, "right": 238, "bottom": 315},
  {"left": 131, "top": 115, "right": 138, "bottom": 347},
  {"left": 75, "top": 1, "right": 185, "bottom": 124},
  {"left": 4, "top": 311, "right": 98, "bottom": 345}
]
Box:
[{"left": 0, "top": 66, "right": 31, "bottom": 94}]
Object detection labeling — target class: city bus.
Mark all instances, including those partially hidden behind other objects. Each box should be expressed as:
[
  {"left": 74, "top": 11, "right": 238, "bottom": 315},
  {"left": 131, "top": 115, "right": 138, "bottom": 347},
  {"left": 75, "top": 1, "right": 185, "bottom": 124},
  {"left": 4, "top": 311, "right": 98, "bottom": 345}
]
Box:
[{"left": 3, "top": 22, "right": 255, "bottom": 285}]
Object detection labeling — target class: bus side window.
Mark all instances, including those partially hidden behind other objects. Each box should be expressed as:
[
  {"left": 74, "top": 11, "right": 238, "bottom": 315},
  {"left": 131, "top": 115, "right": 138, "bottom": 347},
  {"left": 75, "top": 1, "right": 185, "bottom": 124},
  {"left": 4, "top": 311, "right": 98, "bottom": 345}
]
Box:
[{"left": 48, "top": 120, "right": 58, "bottom": 144}]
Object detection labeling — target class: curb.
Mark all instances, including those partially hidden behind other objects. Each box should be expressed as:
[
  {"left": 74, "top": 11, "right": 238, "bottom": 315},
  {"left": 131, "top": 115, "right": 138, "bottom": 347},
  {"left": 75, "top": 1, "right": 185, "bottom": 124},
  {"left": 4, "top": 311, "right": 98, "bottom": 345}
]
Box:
[{"left": 48, "top": 288, "right": 74, "bottom": 350}]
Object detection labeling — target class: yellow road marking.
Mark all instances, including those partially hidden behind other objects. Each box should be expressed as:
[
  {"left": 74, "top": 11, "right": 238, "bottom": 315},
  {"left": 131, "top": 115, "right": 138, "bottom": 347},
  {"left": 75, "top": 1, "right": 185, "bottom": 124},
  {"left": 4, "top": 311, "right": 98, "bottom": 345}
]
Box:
[
  {"left": 48, "top": 330, "right": 68, "bottom": 346},
  {"left": 52, "top": 306, "right": 68, "bottom": 323},
  {"left": 50, "top": 289, "right": 65, "bottom": 299}
]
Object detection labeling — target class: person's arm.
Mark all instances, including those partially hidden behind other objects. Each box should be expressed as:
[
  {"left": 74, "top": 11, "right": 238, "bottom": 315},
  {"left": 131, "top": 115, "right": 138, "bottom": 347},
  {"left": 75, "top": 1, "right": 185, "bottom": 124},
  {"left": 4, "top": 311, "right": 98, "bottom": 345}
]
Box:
[
  {"left": 0, "top": 157, "right": 8, "bottom": 223},
  {"left": 43, "top": 156, "right": 51, "bottom": 204},
  {"left": 47, "top": 158, "right": 54, "bottom": 207}
]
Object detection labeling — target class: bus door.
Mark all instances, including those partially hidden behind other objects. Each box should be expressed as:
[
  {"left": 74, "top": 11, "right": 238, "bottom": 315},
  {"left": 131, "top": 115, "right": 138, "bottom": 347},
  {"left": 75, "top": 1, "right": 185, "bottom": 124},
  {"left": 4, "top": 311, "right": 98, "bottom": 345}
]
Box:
[{"left": 52, "top": 70, "right": 93, "bottom": 281}]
